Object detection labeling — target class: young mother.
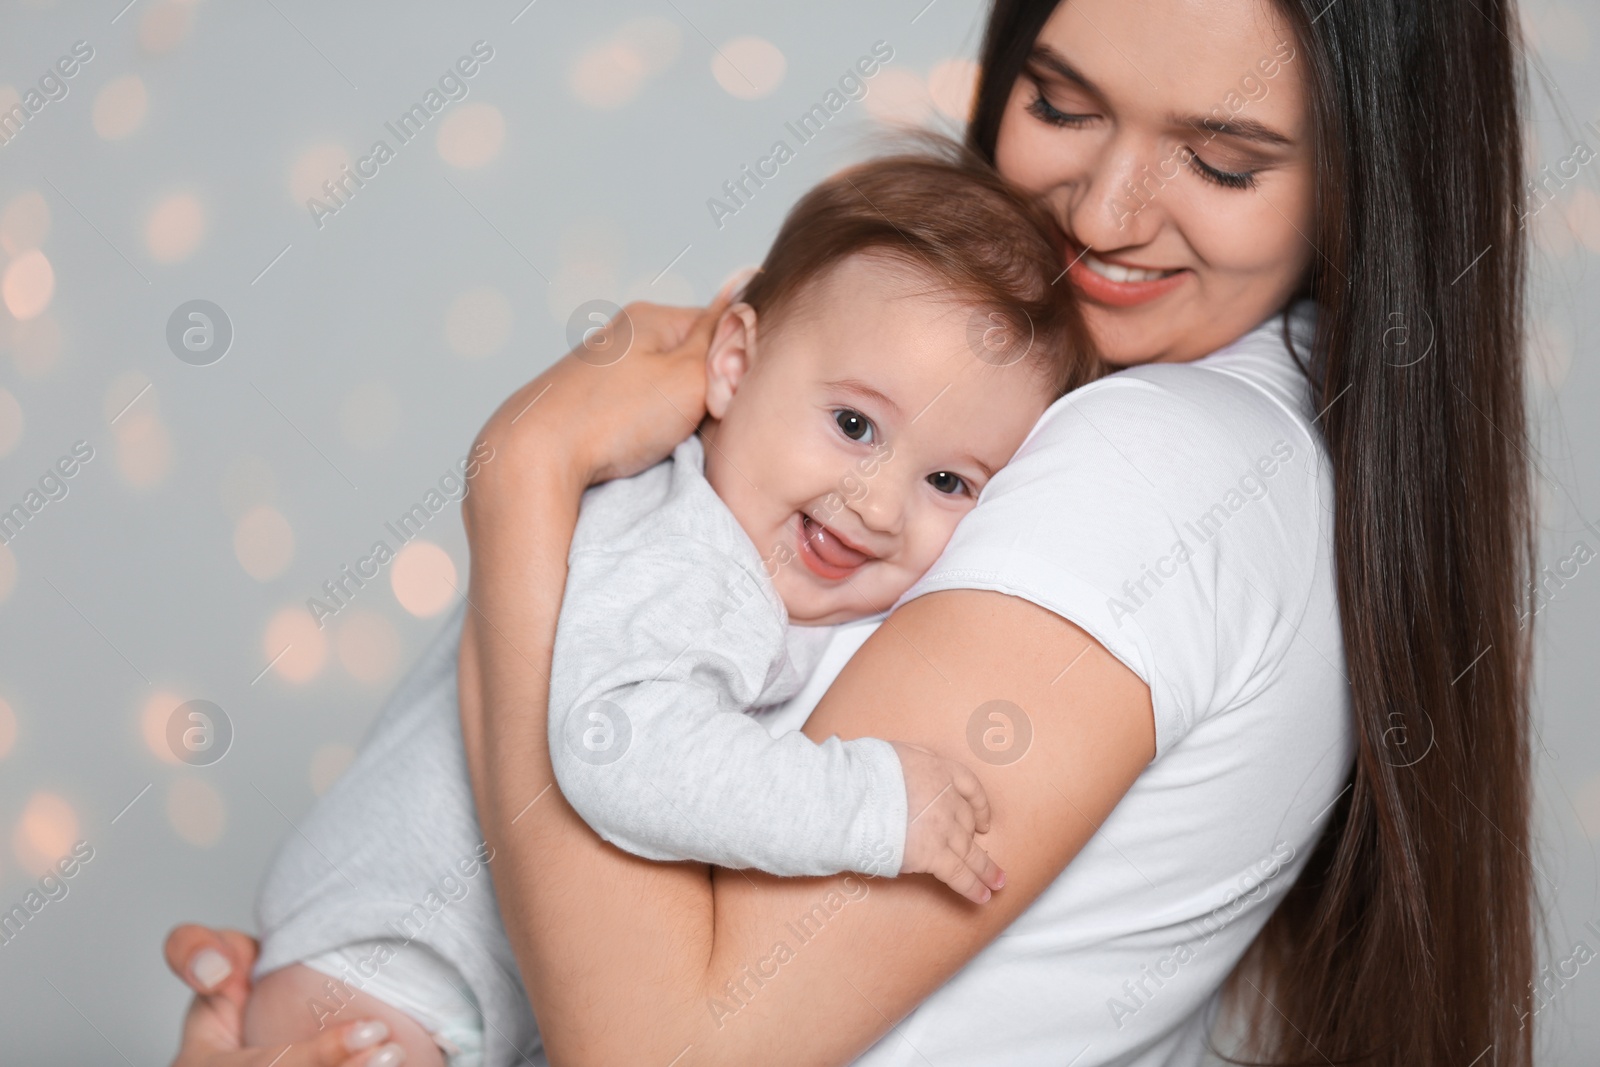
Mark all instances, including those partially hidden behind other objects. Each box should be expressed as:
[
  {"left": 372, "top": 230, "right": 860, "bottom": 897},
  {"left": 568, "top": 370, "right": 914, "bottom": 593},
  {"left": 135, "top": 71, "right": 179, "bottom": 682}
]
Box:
[{"left": 167, "top": 0, "right": 1533, "bottom": 1063}]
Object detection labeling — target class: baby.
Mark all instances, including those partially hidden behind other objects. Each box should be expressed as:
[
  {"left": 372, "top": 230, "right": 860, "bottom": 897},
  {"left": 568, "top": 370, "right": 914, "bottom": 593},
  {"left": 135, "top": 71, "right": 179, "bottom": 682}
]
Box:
[{"left": 244, "top": 143, "right": 1098, "bottom": 1067}]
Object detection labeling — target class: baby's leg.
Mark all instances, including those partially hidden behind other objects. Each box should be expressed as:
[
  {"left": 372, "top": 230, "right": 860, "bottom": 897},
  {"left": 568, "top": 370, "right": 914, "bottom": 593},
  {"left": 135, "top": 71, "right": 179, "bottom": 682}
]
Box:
[{"left": 245, "top": 962, "right": 444, "bottom": 1067}]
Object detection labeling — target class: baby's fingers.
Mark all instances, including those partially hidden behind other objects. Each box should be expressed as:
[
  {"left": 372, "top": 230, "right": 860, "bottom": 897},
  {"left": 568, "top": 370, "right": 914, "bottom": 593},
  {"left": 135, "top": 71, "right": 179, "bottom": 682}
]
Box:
[
  {"left": 933, "top": 845, "right": 992, "bottom": 904},
  {"left": 946, "top": 761, "right": 993, "bottom": 834}
]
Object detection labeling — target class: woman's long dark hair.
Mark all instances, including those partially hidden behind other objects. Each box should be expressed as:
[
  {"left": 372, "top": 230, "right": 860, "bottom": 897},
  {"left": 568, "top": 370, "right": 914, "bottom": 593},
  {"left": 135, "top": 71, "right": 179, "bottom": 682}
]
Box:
[{"left": 969, "top": 2, "right": 1534, "bottom": 1064}]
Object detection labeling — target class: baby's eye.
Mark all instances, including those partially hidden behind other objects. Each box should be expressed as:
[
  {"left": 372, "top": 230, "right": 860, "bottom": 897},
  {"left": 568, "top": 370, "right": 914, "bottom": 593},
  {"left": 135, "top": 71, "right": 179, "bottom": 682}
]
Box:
[
  {"left": 927, "top": 471, "right": 969, "bottom": 496},
  {"left": 833, "top": 409, "right": 874, "bottom": 444}
]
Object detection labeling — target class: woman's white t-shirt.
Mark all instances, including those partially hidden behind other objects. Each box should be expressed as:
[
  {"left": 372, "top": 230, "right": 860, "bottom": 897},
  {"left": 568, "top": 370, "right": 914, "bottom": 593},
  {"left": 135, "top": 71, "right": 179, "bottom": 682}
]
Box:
[{"left": 756, "top": 301, "right": 1355, "bottom": 1066}]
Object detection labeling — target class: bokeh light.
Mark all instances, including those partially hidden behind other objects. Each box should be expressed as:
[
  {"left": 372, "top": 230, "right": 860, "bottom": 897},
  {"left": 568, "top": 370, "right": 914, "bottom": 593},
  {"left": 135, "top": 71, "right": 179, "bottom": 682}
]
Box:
[
  {"left": 104, "top": 372, "right": 173, "bottom": 488},
  {"left": 92, "top": 75, "right": 149, "bottom": 140},
  {"left": 12, "top": 791, "right": 79, "bottom": 877},
  {"left": 570, "top": 39, "right": 647, "bottom": 109},
  {"left": 145, "top": 192, "right": 206, "bottom": 263},
  {"left": 1574, "top": 774, "right": 1600, "bottom": 840},
  {"left": 928, "top": 59, "right": 979, "bottom": 122},
  {"left": 234, "top": 505, "right": 296, "bottom": 582},
  {"left": 139, "top": 0, "right": 195, "bottom": 54},
  {"left": 1567, "top": 188, "right": 1600, "bottom": 254},
  {"left": 864, "top": 67, "right": 935, "bottom": 126},
  {"left": 391, "top": 540, "right": 457, "bottom": 617},
  {"left": 288, "top": 143, "right": 353, "bottom": 206},
  {"left": 167, "top": 777, "right": 226, "bottom": 847},
  {"left": 0, "top": 542, "right": 15, "bottom": 604},
  {"left": 264, "top": 607, "right": 328, "bottom": 684},
  {"left": 0, "top": 190, "right": 51, "bottom": 255},
  {"left": 445, "top": 286, "right": 514, "bottom": 358},
  {"left": 339, "top": 381, "right": 401, "bottom": 450},
  {"left": 712, "top": 37, "right": 786, "bottom": 100},
  {"left": 337, "top": 610, "right": 400, "bottom": 684},
  {"left": 0, "top": 387, "right": 22, "bottom": 458},
  {"left": 3, "top": 248, "right": 55, "bottom": 320},
  {"left": 310, "top": 743, "right": 356, "bottom": 796},
  {"left": 12, "top": 314, "right": 64, "bottom": 379},
  {"left": 0, "top": 697, "right": 16, "bottom": 760},
  {"left": 436, "top": 103, "right": 505, "bottom": 169},
  {"left": 140, "top": 690, "right": 186, "bottom": 765}
]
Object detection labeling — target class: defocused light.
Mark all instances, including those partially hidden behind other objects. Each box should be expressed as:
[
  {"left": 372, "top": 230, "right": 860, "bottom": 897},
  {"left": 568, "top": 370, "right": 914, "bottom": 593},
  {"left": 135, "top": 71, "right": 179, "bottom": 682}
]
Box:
[
  {"left": 139, "top": 0, "right": 194, "bottom": 54},
  {"left": 570, "top": 40, "right": 647, "bottom": 109},
  {"left": 167, "top": 777, "right": 226, "bottom": 847},
  {"left": 264, "top": 607, "right": 327, "bottom": 683},
  {"left": 0, "top": 543, "right": 14, "bottom": 605},
  {"left": 3, "top": 248, "right": 55, "bottom": 320},
  {"left": 288, "top": 143, "right": 352, "bottom": 206},
  {"left": 928, "top": 59, "right": 978, "bottom": 122},
  {"left": 391, "top": 540, "right": 457, "bottom": 617},
  {"left": 445, "top": 286, "right": 513, "bottom": 358},
  {"left": 0, "top": 697, "right": 16, "bottom": 760},
  {"left": 12, "top": 314, "right": 63, "bottom": 379},
  {"left": 12, "top": 792, "right": 79, "bottom": 877},
  {"left": 92, "top": 75, "right": 148, "bottom": 140},
  {"left": 234, "top": 505, "right": 295, "bottom": 581},
  {"left": 140, "top": 690, "right": 186, "bottom": 765},
  {"left": 337, "top": 610, "right": 400, "bottom": 684},
  {"left": 436, "top": 103, "right": 505, "bottom": 169},
  {"left": 864, "top": 68, "right": 934, "bottom": 126},
  {"left": 0, "top": 387, "right": 22, "bottom": 458},
  {"left": 712, "top": 37, "right": 786, "bottom": 100},
  {"left": 0, "top": 190, "right": 51, "bottom": 255},
  {"left": 1567, "top": 188, "right": 1600, "bottom": 254},
  {"left": 145, "top": 193, "right": 206, "bottom": 263}
]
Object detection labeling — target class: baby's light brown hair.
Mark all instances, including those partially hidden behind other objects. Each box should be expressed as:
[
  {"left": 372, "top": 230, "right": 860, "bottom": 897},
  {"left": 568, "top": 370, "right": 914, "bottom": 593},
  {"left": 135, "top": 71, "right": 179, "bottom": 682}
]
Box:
[{"left": 738, "top": 136, "right": 1100, "bottom": 398}]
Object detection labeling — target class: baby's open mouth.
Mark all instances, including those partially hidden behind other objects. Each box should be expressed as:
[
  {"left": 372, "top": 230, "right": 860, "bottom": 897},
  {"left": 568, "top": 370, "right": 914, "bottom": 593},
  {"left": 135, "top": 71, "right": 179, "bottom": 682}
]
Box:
[{"left": 797, "top": 514, "right": 870, "bottom": 579}]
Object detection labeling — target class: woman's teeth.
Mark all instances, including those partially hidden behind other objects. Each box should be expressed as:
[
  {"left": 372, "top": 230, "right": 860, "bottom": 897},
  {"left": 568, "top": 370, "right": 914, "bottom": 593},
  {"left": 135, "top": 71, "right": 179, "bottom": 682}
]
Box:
[{"left": 1082, "top": 252, "right": 1174, "bottom": 284}]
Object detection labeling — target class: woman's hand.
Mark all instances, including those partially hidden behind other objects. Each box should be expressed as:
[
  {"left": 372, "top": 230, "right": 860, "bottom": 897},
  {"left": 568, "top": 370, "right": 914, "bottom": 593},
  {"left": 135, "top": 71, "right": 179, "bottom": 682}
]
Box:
[{"left": 164, "top": 925, "right": 403, "bottom": 1067}]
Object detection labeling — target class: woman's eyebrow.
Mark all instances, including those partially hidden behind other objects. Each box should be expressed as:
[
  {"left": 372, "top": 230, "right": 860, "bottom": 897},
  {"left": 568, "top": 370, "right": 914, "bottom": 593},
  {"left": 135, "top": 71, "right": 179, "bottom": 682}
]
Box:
[
  {"left": 1177, "top": 115, "right": 1294, "bottom": 147},
  {"left": 1026, "top": 45, "right": 1103, "bottom": 97}
]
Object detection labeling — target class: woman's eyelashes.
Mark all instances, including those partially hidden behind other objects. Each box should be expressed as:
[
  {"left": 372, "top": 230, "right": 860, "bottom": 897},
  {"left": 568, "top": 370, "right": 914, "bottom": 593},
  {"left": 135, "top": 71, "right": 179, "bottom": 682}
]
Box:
[
  {"left": 833, "top": 407, "right": 875, "bottom": 445},
  {"left": 1026, "top": 90, "right": 1096, "bottom": 129},
  {"left": 1183, "top": 147, "right": 1259, "bottom": 190},
  {"left": 1026, "top": 82, "right": 1260, "bottom": 191}
]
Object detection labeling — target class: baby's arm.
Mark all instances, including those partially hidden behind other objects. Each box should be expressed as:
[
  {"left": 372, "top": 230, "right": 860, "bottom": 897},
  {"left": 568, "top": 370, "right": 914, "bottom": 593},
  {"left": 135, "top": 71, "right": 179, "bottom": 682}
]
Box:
[
  {"left": 550, "top": 538, "right": 908, "bottom": 878},
  {"left": 551, "top": 531, "right": 1004, "bottom": 901}
]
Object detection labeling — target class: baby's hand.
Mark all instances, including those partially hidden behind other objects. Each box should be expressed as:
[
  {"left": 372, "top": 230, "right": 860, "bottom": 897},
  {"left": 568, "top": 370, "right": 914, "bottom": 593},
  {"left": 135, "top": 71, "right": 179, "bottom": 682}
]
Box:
[{"left": 889, "top": 741, "right": 1006, "bottom": 904}]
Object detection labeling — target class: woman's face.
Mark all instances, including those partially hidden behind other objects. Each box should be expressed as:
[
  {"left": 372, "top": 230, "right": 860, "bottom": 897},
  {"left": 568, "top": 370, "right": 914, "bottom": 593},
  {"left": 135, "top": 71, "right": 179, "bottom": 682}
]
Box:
[{"left": 994, "top": 0, "right": 1316, "bottom": 365}]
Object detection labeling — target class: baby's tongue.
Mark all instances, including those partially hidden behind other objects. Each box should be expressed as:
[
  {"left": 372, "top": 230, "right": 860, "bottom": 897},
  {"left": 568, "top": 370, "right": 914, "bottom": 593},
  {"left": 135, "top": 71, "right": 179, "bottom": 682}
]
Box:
[{"left": 804, "top": 516, "right": 868, "bottom": 569}]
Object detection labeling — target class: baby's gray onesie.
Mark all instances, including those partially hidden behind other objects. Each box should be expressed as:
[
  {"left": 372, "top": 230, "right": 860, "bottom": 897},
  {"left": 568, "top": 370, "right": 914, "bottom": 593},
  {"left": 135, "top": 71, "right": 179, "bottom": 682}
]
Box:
[{"left": 254, "top": 434, "right": 907, "bottom": 1067}]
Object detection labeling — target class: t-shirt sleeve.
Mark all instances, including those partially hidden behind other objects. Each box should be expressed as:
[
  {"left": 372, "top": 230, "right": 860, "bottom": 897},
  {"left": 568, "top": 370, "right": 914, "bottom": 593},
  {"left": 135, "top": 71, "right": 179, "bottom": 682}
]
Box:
[
  {"left": 893, "top": 369, "right": 1323, "bottom": 757},
  {"left": 549, "top": 536, "right": 906, "bottom": 877}
]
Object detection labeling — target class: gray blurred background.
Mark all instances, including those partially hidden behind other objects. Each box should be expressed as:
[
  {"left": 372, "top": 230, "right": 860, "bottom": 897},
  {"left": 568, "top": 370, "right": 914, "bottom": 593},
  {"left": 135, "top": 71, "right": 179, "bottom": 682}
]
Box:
[{"left": 0, "top": 0, "right": 1593, "bottom": 1062}]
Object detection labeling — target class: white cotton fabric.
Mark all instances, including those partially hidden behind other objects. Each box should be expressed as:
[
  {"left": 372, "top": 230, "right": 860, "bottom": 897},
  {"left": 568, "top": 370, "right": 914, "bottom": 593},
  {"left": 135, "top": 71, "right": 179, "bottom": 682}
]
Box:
[
  {"left": 254, "top": 436, "right": 907, "bottom": 1067},
  {"left": 823, "top": 300, "right": 1355, "bottom": 1066}
]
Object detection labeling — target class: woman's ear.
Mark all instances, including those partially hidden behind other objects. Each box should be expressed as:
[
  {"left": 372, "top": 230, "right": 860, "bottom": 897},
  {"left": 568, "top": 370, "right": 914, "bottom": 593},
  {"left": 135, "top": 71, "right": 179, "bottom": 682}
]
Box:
[{"left": 705, "top": 303, "right": 760, "bottom": 419}]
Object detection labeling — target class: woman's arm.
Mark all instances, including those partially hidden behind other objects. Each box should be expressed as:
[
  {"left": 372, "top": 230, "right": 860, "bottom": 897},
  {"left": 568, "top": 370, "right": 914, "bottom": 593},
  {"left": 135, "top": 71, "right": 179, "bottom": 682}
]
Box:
[{"left": 458, "top": 304, "right": 1158, "bottom": 1065}]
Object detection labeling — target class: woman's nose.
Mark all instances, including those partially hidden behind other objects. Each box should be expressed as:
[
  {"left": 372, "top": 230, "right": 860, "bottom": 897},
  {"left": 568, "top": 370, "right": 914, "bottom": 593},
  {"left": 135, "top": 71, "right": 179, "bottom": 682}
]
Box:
[{"left": 1067, "top": 132, "right": 1170, "bottom": 251}]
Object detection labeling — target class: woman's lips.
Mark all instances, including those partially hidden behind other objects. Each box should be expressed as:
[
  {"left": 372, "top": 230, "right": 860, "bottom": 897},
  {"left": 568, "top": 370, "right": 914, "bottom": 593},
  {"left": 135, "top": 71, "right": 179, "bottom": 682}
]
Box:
[
  {"left": 1065, "top": 246, "right": 1189, "bottom": 308},
  {"left": 797, "top": 515, "right": 870, "bottom": 580}
]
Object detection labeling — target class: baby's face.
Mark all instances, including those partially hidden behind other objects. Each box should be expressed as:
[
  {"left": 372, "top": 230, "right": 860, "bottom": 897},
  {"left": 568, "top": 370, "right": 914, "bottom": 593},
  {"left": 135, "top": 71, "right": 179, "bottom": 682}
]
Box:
[{"left": 701, "top": 254, "right": 1054, "bottom": 626}]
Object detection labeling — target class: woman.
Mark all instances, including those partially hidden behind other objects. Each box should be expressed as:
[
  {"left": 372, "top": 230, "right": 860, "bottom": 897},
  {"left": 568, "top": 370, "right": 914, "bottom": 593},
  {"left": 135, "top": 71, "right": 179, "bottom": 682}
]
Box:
[{"left": 168, "top": 0, "right": 1533, "bottom": 1063}]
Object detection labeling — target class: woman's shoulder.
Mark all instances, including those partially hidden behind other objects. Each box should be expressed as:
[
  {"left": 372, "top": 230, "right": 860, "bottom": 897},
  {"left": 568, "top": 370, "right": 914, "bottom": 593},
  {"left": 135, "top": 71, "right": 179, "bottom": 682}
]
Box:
[{"left": 1021, "top": 302, "right": 1322, "bottom": 483}]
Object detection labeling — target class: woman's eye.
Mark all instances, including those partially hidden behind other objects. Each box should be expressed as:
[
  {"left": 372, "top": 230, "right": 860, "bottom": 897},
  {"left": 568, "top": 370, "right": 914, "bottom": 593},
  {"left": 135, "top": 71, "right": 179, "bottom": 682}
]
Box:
[
  {"left": 927, "top": 471, "right": 968, "bottom": 496},
  {"left": 833, "top": 408, "right": 874, "bottom": 444},
  {"left": 1184, "top": 148, "right": 1258, "bottom": 190},
  {"left": 1026, "top": 91, "right": 1096, "bottom": 129}
]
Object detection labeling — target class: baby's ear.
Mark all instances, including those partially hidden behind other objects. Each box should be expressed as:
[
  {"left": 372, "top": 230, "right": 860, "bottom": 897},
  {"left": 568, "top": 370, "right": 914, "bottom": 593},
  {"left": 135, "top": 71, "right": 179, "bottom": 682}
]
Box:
[{"left": 705, "top": 302, "right": 759, "bottom": 419}]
